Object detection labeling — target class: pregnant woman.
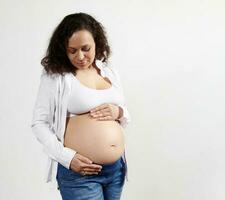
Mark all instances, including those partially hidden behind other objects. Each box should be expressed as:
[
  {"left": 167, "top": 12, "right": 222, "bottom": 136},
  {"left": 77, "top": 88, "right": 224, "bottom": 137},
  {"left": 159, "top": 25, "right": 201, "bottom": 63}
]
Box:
[{"left": 31, "top": 12, "right": 131, "bottom": 200}]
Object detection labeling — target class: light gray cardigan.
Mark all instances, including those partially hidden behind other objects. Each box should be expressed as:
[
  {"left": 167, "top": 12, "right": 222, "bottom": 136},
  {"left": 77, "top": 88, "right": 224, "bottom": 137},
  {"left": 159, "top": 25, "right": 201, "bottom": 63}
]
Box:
[{"left": 31, "top": 65, "right": 131, "bottom": 185}]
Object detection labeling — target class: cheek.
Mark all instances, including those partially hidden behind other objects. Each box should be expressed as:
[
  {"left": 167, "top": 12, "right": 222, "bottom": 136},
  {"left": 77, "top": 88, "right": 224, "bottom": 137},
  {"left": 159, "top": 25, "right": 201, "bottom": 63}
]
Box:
[
  {"left": 87, "top": 53, "right": 95, "bottom": 59},
  {"left": 88, "top": 49, "right": 96, "bottom": 59},
  {"left": 68, "top": 55, "right": 75, "bottom": 62}
]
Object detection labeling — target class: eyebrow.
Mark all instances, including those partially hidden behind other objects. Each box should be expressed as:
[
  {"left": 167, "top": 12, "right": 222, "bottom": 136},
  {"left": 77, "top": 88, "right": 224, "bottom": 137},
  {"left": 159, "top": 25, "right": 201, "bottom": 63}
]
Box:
[{"left": 68, "top": 44, "right": 90, "bottom": 49}]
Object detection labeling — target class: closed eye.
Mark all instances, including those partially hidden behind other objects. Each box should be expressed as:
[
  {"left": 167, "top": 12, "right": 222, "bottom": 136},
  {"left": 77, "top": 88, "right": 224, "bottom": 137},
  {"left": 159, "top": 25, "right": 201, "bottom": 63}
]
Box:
[
  {"left": 69, "top": 47, "right": 90, "bottom": 54},
  {"left": 82, "top": 47, "right": 91, "bottom": 51}
]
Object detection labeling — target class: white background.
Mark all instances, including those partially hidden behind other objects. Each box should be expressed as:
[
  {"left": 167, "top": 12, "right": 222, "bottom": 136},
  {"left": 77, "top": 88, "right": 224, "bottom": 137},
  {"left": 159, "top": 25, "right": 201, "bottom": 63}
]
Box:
[{"left": 1, "top": 0, "right": 225, "bottom": 199}]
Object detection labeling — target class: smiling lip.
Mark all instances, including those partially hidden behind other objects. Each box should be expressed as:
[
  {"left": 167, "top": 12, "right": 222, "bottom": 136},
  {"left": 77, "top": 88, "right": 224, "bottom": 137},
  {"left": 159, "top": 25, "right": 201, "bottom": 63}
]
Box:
[{"left": 76, "top": 61, "right": 86, "bottom": 66}]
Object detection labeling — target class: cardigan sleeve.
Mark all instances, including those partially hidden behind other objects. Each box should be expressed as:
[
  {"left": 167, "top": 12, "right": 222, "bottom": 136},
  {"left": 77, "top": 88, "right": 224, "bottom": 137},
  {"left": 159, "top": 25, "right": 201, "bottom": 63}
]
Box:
[
  {"left": 108, "top": 67, "right": 131, "bottom": 128},
  {"left": 30, "top": 71, "right": 76, "bottom": 169}
]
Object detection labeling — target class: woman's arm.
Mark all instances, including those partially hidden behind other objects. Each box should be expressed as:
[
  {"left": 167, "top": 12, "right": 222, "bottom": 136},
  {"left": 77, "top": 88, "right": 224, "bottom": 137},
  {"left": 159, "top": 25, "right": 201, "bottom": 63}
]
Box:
[
  {"left": 109, "top": 67, "right": 132, "bottom": 128},
  {"left": 30, "top": 72, "right": 76, "bottom": 169}
]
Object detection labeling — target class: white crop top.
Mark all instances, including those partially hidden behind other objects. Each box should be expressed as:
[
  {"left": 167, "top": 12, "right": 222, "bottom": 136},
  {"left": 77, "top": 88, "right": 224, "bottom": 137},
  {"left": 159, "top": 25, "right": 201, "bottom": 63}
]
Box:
[{"left": 67, "top": 74, "right": 124, "bottom": 117}]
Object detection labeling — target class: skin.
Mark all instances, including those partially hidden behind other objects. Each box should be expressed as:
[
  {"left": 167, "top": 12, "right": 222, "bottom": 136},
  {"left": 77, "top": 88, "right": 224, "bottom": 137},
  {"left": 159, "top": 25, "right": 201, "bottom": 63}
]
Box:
[{"left": 66, "top": 29, "right": 123, "bottom": 175}]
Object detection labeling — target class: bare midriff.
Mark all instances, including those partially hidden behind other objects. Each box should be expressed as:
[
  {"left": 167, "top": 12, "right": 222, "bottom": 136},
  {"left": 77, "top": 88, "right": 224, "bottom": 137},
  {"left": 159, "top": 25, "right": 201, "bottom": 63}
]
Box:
[{"left": 64, "top": 113, "right": 125, "bottom": 164}]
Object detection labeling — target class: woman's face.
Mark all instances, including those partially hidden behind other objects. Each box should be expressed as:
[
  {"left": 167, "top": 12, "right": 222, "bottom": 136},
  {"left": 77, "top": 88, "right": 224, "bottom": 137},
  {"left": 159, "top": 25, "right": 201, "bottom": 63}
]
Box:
[{"left": 67, "top": 29, "right": 96, "bottom": 71}]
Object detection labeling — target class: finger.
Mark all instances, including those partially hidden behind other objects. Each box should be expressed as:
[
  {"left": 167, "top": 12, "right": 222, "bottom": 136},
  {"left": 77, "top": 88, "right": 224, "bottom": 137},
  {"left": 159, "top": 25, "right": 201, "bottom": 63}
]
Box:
[
  {"left": 89, "top": 164, "right": 102, "bottom": 170},
  {"left": 94, "top": 108, "right": 110, "bottom": 115},
  {"left": 97, "top": 115, "right": 113, "bottom": 121},
  {"left": 100, "top": 107, "right": 110, "bottom": 112},
  {"left": 90, "top": 110, "right": 111, "bottom": 118},
  {"left": 82, "top": 171, "right": 99, "bottom": 175},
  {"left": 81, "top": 163, "right": 103, "bottom": 170},
  {"left": 76, "top": 154, "right": 93, "bottom": 164},
  {"left": 90, "top": 103, "right": 109, "bottom": 113},
  {"left": 83, "top": 167, "right": 102, "bottom": 172}
]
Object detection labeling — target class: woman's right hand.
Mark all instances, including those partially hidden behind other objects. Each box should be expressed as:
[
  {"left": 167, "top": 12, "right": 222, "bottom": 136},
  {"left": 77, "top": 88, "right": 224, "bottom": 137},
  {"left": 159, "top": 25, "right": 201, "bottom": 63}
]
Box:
[{"left": 69, "top": 153, "right": 102, "bottom": 175}]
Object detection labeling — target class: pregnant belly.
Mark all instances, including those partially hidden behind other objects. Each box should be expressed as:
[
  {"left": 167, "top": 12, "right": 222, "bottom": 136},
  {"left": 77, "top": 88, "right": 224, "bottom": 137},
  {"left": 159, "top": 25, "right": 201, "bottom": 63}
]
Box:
[{"left": 64, "top": 113, "right": 125, "bottom": 164}]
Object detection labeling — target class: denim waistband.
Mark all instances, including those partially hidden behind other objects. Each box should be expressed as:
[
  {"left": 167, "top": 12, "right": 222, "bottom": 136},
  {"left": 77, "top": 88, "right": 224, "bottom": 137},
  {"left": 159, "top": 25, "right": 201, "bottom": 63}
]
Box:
[
  {"left": 93, "top": 157, "right": 124, "bottom": 171},
  {"left": 58, "top": 156, "right": 124, "bottom": 172}
]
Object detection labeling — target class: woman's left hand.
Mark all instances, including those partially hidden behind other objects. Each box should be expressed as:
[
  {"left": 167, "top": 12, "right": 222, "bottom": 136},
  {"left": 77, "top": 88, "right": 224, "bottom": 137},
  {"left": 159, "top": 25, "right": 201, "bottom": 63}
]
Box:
[{"left": 89, "top": 103, "right": 121, "bottom": 121}]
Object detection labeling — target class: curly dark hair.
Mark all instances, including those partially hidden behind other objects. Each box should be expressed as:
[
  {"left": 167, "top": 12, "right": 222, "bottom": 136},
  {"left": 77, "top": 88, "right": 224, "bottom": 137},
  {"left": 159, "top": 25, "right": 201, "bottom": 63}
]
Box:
[{"left": 41, "top": 12, "right": 111, "bottom": 75}]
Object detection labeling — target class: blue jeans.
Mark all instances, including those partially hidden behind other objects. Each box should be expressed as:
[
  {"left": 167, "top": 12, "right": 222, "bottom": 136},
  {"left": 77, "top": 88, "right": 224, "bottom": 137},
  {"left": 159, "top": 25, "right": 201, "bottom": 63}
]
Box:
[{"left": 56, "top": 157, "right": 126, "bottom": 200}]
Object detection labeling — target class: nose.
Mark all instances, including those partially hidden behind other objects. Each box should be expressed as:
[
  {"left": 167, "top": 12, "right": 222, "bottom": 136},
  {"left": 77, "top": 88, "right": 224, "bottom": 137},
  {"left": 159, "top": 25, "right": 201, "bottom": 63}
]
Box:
[{"left": 77, "top": 50, "right": 85, "bottom": 61}]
